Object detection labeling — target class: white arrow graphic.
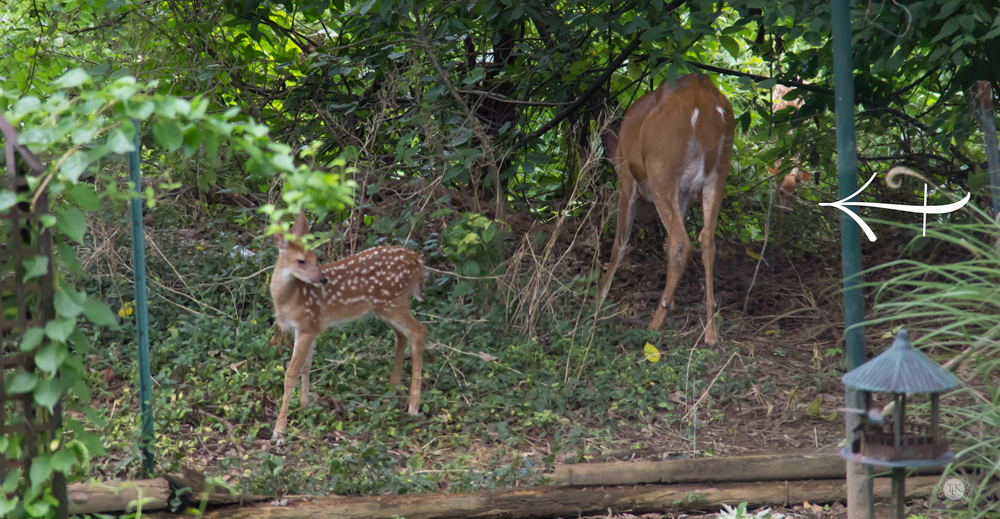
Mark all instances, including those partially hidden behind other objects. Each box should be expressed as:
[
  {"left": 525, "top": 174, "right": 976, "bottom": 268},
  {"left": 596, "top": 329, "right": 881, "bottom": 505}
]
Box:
[{"left": 819, "top": 170, "right": 971, "bottom": 242}]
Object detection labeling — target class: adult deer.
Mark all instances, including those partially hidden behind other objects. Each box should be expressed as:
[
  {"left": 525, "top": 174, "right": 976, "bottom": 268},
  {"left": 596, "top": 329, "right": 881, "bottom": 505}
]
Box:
[
  {"left": 768, "top": 83, "right": 814, "bottom": 212},
  {"left": 269, "top": 213, "right": 426, "bottom": 443},
  {"left": 598, "top": 74, "right": 735, "bottom": 347}
]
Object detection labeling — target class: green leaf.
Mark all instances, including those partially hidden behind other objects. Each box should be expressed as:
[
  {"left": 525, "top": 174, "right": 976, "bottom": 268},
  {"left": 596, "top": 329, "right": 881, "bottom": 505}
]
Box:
[
  {"left": 68, "top": 327, "right": 93, "bottom": 355},
  {"left": 13, "top": 97, "right": 41, "bottom": 119},
  {"left": 453, "top": 281, "right": 474, "bottom": 297},
  {"left": 719, "top": 35, "right": 740, "bottom": 58},
  {"left": 23, "top": 496, "right": 50, "bottom": 517},
  {"left": 22, "top": 255, "right": 49, "bottom": 282},
  {"left": 55, "top": 288, "right": 85, "bottom": 318},
  {"left": 57, "top": 208, "right": 88, "bottom": 243},
  {"left": 127, "top": 100, "right": 155, "bottom": 120},
  {"left": 952, "top": 50, "right": 966, "bottom": 67},
  {"left": 188, "top": 97, "right": 209, "bottom": 120},
  {"left": 886, "top": 50, "right": 906, "bottom": 73},
  {"left": 29, "top": 454, "right": 53, "bottom": 488},
  {"left": 79, "top": 430, "right": 107, "bottom": 457},
  {"left": 34, "top": 377, "right": 61, "bottom": 409},
  {"left": 20, "top": 327, "right": 45, "bottom": 351},
  {"left": 934, "top": 0, "right": 962, "bottom": 19},
  {"left": 758, "top": 78, "right": 778, "bottom": 90},
  {"left": 45, "top": 318, "right": 75, "bottom": 343},
  {"left": 0, "top": 190, "right": 16, "bottom": 211},
  {"left": 35, "top": 342, "right": 67, "bottom": 374},
  {"left": 8, "top": 371, "right": 38, "bottom": 393},
  {"left": 58, "top": 241, "right": 85, "bottom": 277},
  {"left": 0, "top": 495, "right": 18, "bottom": 516},
  {"left": 985, "top": 24, "right": 1000, "bottom": 41},
  {"left": 272, "top": 153, "right": 295, "bottom": 172},
  {"left": 526, "top": 152, "right": 552, "bottom": 165},
  {"left": 933, "top": 16, "right": 962, "bottom": 42},
  {"left": 50, "top": 448, "right": 78, "bottom": 472},
  {"left": 151, "top": 119, "right": 183, "bottom": 151},
  {"left": 59, "top": 151, "right": 89, "bottom": 183},
  {"left": 83, "top": 298, "right": 120, "bottom": 329},
  {"left": 182, "top": 129, "right": 202, "bottom": 158},
  {"left": 67, "top": 184, "right": 100, "bottom": 211},
  {"left": 107, "top": 128, "right": 136, "bottom": 154},
  {"left": 204, "top": 130, "right": 221, "bottom": 161},
  {"left": 2, "top": 470, "right": 17, "bottom": 492},
  {"left": 53, "top": 68, "right": 91, "bottom": 88},
  {"left": 71, "top": 125, "right": 99, "bottom": 145}
]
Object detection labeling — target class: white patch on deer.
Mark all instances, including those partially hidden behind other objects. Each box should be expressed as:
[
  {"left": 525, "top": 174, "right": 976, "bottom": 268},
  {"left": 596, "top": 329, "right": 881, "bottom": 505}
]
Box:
[
  {"left": 678, "top": 139, "right": 706, "bottom": 195},
  {"left": 291, "top": 270, "right": 316, "bottom": 284},
  {"left": 716, "top": 106, "right": 725, "bottom": 118},
  {"left": 690, "top": 108, "right": 699, "bottom": 127},
  {"left": 279, "top": 268, "right": 293, "bottom": 282}
]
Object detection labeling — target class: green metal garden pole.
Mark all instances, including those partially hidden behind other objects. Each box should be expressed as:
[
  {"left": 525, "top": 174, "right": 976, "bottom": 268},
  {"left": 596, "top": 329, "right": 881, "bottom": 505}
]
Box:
[
  {"left": 830, "top": 0, "right": 872, "bottom": 517},
  {"left": 128, "top": 119, "right": 156, "bottom": 475}
]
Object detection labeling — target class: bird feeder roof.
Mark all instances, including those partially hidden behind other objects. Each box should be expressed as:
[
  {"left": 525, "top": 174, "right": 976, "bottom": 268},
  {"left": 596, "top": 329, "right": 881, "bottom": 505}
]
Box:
[{"left": 842, "top": 329, "right": 959, "bottom": 393}]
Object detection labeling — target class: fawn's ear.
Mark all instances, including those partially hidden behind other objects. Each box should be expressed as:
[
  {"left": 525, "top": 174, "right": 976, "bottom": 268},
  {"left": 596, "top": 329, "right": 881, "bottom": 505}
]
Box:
[
  {"left": 768, "top": 157, "right": 784, "bottom": 177},
  {"left": 292, "top": 212, "right": 309, "bottom": 237},
  {"left": 272, "top": 232, "right": 290, "bottom": 250}
]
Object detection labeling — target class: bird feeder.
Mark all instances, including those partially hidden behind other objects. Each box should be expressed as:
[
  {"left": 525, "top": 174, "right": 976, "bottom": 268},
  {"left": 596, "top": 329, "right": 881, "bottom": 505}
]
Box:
[{"left": 840, "top": 329, "right": 958, "bottom": 519}]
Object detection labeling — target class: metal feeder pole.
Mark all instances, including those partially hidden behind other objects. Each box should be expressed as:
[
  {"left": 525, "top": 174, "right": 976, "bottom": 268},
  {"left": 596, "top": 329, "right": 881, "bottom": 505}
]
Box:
[
  {"left": 830, "top": 0, "right": 872, "bottom": 516},
  {"left": 128, "top": 119, "right": 156, "bottom": 475}
]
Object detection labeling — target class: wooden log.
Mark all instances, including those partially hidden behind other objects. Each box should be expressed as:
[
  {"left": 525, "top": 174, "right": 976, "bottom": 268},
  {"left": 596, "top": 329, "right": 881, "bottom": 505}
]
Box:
[
  {"left": 201, "top": 475, "right": 942, "bottom": 519},
  {"left": 67, "top": 478, "right": 170, "bottom": 515},
  {"left": 552, "top": 447, "right": 948, "bottom": 486},
  {"left": 163, "top": 468, "right": 270, "bottom": 506}
]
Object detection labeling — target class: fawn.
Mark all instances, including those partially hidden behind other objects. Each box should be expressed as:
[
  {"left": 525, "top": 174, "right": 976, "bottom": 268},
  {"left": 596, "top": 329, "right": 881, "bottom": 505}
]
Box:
[{"left": 268, "top": 213, "right": 426, "bottom": 443}]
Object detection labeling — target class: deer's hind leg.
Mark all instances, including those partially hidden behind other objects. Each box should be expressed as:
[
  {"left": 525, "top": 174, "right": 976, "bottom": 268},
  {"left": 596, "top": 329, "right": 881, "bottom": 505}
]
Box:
[{"left": 379, "top": 306, "right": 426, "bottom": 416}]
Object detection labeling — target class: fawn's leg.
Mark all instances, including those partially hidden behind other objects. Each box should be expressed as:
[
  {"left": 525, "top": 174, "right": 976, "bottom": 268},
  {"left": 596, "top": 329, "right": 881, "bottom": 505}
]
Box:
[
  {"left": 381, "top": 309, "right": 426, "bottom": 415},
  {"left": 272, "top": 330, "right": 317, "bottom": 443},
  {"left": 300, "top": 341, "right": 315, "bottom": 407},
  {"left": 389, "top": 327, "right": 407, "bottom": 388}
]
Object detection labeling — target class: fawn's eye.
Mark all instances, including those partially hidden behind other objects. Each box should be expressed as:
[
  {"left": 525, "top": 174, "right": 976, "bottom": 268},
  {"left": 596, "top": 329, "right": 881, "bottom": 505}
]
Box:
[{"left": 297, "top": 259, "right": 305, "bottom": 265}]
